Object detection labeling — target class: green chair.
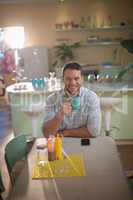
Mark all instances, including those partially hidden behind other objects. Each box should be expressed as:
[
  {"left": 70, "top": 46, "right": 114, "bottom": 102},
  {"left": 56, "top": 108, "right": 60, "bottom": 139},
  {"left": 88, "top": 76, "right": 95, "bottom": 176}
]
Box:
[
  {"left": 0, "top": 171, "right": 5, "bottom": 200},
  {"left": 5, "top": 134, "right": 27, "bottom": 185}
]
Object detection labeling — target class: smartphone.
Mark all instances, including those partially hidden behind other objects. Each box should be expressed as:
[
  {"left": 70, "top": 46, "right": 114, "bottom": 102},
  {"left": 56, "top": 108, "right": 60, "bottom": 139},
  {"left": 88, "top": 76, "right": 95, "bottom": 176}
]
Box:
[{"left": 81, "top": 138, "right": 90, "bottom": 146}]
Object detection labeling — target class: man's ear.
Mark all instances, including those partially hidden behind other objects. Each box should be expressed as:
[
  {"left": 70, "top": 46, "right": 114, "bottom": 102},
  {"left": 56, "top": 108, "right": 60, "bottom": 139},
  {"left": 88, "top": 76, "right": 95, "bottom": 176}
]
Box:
[{"left": 81, "top": 75, "right": 84, "bottom": 84}]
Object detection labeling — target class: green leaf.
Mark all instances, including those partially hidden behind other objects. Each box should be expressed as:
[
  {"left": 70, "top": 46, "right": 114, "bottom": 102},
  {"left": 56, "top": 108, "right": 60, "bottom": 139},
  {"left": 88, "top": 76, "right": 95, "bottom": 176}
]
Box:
[
  {"left": 53, "top": 42, "right": 80, "bottom": 66},
  {"left": 128, "top": 63, "right": 133, "bottom": 69},
  {"left": 117, "top": 68, "right": 129, "bottom": 79},
  {"left": 121, "top": 40, "right": 133, "bottom": 53}
]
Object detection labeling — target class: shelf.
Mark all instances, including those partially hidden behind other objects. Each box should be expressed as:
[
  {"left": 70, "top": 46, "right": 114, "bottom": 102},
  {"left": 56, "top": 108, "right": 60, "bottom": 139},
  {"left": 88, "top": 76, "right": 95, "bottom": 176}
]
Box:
[
  {"left": 55, "top": 41, "right": 120, "bottom": 47},
  {"left": 55, "top": 25, "right": 133, "bottom": 32},
  {"left": 81, "top": 41, "right": 120, "bottom": 47}
]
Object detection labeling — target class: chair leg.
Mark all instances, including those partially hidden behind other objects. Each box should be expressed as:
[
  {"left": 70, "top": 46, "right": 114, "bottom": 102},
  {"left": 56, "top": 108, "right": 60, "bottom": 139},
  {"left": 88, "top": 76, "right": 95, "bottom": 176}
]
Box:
[
  {"left": 105, "top": 130, "right": 110, "bottom": 136},
  {"left": 105, "top": 126, "right": 120, "bottom": 137}
]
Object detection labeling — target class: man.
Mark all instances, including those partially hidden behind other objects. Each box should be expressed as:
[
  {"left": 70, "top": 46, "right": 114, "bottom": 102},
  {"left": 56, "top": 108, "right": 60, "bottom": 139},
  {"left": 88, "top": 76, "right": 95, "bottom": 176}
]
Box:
[{"left": 42, "top": 62, "right": 101, "bottom": 138}]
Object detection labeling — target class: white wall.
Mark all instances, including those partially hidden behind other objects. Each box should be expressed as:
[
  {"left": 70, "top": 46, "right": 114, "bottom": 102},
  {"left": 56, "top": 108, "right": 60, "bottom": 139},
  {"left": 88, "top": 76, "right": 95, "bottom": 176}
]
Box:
[{"left": 20, "top": 46, "right": 49, "bottom": 79}]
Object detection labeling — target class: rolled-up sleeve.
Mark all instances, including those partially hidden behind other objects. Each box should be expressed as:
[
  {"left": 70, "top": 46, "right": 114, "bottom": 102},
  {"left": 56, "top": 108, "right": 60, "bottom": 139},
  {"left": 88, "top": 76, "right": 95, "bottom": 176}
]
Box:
[
  {"left": 87, "top": 93, "right": 101, "bottom": 137},
  {"left": 43, "top": 93, "right": 58, "bottom": 123}
]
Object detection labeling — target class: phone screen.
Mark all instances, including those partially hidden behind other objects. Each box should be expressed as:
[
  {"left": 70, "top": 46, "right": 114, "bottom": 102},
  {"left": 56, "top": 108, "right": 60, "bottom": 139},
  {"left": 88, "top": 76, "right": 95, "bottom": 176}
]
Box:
[{"left": 81, "top": 138, "right": 90, "bottom": 146}]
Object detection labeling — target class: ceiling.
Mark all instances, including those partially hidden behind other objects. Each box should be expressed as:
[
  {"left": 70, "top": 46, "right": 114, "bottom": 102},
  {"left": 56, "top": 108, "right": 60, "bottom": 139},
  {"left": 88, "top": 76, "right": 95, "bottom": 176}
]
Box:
[{"left": 0, "top": 0, "right": 64, "bottom": 4}]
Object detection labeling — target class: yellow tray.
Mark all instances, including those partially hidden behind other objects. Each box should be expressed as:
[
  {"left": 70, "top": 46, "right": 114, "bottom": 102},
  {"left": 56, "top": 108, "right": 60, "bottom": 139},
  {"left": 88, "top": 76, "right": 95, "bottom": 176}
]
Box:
[{"left": 32, "top": 154, "right": 85, "bottom": 179}]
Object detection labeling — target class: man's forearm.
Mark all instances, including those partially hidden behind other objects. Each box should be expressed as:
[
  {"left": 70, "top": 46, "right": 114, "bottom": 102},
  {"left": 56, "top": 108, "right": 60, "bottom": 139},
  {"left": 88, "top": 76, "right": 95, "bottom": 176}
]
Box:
[
  {"left": 60, "top": 127, "right": 92, "bottom": 138},
  {"left": 42, "top": 111, "right": 64, "bottom": 137}
]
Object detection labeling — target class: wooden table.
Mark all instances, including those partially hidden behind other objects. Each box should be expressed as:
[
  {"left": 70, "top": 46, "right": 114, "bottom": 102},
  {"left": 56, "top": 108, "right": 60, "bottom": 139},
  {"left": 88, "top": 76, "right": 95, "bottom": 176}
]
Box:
[{"left": 8, "top": 137, "right": 132, "bottom": 200}]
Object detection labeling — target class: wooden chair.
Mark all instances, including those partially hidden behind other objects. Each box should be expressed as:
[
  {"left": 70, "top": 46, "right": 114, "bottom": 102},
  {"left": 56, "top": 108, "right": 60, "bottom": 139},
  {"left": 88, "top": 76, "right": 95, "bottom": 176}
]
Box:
[{"left": 4, "top": 134, "right": 27, "bottom": 185}]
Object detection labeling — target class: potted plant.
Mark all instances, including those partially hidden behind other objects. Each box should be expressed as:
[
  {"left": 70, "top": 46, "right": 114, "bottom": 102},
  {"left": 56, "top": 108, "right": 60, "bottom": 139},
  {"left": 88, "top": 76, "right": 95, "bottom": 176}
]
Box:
[
  {"left": 117, "top": 40, "right": 133, "bottom": 81},
  {"left": 52, "top": 42, "right": 80, "bottom": 77},
  {"left": 117, "top": 63, "right": 133, "bottom": 80}
]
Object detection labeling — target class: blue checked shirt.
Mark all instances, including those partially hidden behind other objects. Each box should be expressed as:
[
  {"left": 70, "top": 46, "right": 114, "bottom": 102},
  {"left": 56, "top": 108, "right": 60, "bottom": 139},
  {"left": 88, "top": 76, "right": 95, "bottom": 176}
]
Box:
[{"left": 43, "top": 87, "right": 101, "bottom": 137}]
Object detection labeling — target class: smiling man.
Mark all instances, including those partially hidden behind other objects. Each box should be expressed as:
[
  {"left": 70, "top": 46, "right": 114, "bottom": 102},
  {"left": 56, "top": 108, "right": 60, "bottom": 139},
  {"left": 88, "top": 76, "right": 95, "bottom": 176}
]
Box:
[{"left": 42, "top": 62, "right": 101, "bottom": 138}]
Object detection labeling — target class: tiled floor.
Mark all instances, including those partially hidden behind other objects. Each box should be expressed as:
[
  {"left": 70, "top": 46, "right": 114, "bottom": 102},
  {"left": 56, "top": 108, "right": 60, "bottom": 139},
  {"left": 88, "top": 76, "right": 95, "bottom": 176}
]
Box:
[
  {"left": 0, "top": 97, "right": 13, "bottom": 199},
  {"left": 117, "top": 145, "right": 133, "bottom": 171},
  {"left": 0, "top": 107, "right": 12, "bottom": 142},
  {"left": 0, "top": 132, "right": 13, "bottom": 200}
]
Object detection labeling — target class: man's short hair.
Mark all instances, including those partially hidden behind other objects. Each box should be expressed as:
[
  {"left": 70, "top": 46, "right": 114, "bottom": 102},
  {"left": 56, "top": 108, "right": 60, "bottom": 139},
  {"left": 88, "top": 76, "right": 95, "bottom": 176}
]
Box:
[{"left": 63, "top": 62, "right": 82, "bottom": 76}]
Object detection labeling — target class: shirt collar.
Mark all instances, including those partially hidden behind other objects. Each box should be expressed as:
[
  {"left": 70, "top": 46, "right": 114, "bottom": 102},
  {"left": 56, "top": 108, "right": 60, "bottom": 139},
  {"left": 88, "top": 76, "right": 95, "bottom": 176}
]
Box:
[{"left": 63, "top": 87, "right": 82, "bottom": 98}]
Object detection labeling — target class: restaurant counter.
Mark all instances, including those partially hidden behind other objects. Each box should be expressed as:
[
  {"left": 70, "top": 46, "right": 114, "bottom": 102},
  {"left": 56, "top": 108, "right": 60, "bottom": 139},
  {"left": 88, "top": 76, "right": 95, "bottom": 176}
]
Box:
[{"left": 6, "top": 82, "right": 61, "bottom": 140}]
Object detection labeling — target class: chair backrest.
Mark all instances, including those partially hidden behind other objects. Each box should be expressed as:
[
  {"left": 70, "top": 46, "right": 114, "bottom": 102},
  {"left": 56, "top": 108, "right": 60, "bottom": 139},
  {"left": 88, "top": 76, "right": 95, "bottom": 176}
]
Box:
[{"left": 5, "top": 134, "right": 27, "bottom": 184}]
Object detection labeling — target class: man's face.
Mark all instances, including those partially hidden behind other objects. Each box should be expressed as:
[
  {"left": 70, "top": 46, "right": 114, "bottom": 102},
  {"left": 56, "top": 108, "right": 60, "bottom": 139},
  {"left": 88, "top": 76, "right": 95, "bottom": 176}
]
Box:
[{"left": 63, "top": 69, "right": 83, "bottom": 95}]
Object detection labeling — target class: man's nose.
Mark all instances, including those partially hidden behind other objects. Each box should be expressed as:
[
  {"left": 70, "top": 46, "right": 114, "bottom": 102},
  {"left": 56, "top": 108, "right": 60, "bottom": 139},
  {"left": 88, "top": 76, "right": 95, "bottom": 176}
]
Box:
[{"left": 70, "top": 79, "right": 76, "bottom": 84}]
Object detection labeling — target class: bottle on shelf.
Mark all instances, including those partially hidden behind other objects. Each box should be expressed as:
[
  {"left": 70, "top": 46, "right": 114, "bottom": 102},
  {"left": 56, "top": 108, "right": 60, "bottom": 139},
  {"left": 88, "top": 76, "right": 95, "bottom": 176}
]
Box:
[
  {"left": 79, "top": 17, "right": 86, "bottom": 28},
  {"left": 108, "top": 16, "right": 112, "bottom": 27},
  {"left": 100, "top": 17, "right": 105, "bottom": 28},
  {"left": 91, "top": 15, "right": 97, "bottom": 28},
  {"left": 86, "top": 16, "right": 91, "bottom": 28}
]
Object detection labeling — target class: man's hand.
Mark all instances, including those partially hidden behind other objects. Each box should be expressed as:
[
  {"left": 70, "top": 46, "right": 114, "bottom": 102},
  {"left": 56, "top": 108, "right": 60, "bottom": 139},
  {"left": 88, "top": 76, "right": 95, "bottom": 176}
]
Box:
[
  {"left": 42, "top": 101, "right": 72, "bottom": 137},
  {"left": 60, "top": 101, "right": 72, "bottom": 116}
]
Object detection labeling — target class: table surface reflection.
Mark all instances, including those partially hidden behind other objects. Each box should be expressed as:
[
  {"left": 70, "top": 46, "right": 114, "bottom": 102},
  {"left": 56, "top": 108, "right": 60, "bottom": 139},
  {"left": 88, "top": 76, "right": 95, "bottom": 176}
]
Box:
[{"left": 8, "top": 137, "right": 132, "bottom": 200}]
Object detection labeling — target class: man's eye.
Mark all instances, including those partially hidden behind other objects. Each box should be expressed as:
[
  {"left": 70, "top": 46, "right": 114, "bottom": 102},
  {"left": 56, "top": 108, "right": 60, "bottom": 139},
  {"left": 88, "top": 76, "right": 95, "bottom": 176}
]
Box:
[
  {"left": 66, "top": 77, "right": 80, "bottom": 81},
  {"left": 66, "top": 78, "right": 71, "bottom": 81}
]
